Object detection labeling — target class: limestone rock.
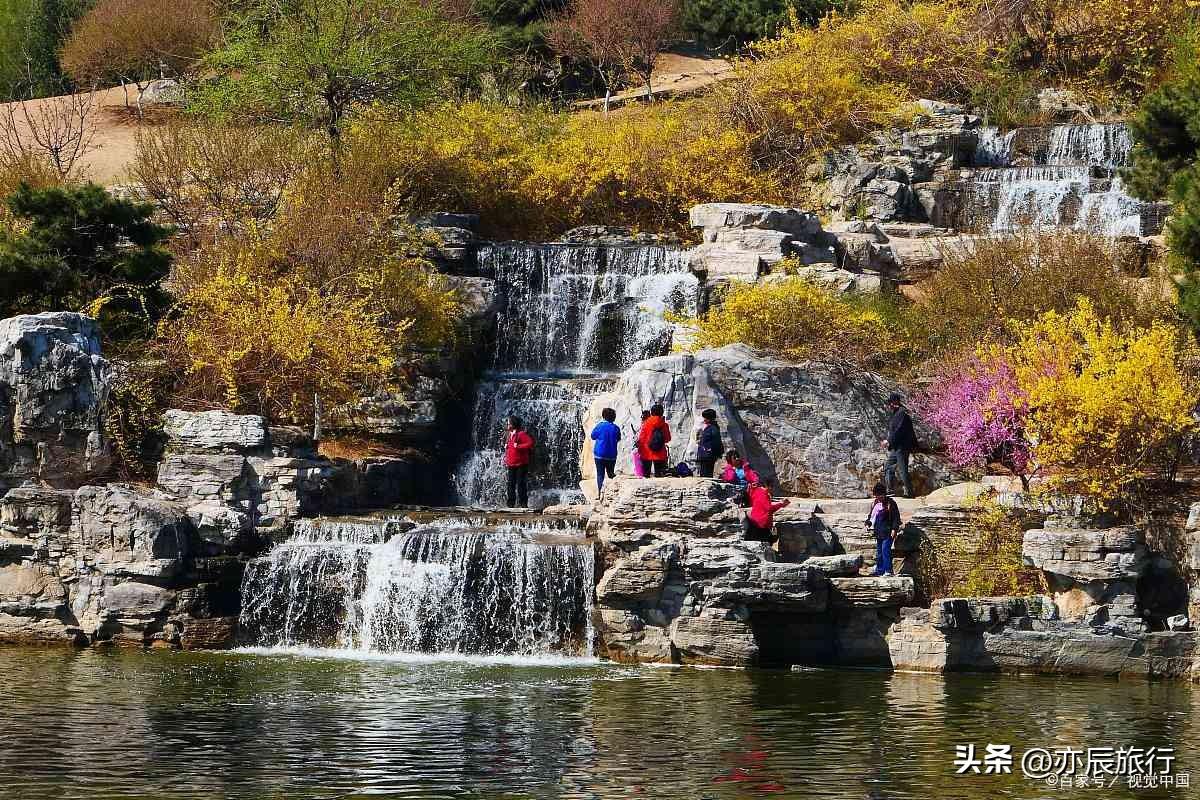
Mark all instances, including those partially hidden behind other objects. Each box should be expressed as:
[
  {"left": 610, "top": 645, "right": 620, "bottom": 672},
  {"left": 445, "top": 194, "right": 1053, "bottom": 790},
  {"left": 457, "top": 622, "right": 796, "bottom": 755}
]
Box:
[
  {"left": 802, "top": 553, "right": 863, "bottom": 577},
  {"left": 689, "top": 204, "right": 822, "bottom": 240},
  {"left": 595, "top": 544, "right": 675, "bottom": 606},
  {"left": 581, "top": 346, "right": 951, "bottom": 499},
  {"left": 829, "top": 576, "right": 914, "bottom": 608},
  {"left": 101, "top": 581, "right": 175, "bottom": 617},
  {"left": 704, "top": 563, "right": 829, "bottom": 613},
  {"left": 0, "top": 561, "right": 67, "bottom": 617},
  {"left": 187, "top": 501, "right": 253, "bottom": 550},
  {"left": 157, "top": 454, "right": 251, "bottom": 504},
  {"left": 72, "top": 484, "right": 195, "bottom": 579},
  {"left": 594, "top": 609, "right": 673, "bottom": 663},
  {"left": 0, "top": 312, "right": 111, "bottom": 487},
  {"left": 163, "top": 409, "right": 268, "bottom": 454},
  {"left": 590, "top": 478, "right": 744, "bottom": 541},
  {"left": 669, "top": 614, "right": 759, "bottom": 666},
  {"left": 1022, "top": 526, "right": 1148, "bottom": 582},
  {"left": 179, "top": 615, "right": 238, "bottom": 649}
]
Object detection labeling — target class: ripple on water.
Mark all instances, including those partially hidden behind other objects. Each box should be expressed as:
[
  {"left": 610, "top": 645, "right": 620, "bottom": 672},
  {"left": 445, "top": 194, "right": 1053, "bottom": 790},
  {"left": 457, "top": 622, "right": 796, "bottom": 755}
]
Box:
[{"left": 0, "top": 647, "right": 1195, "bottom": 800}]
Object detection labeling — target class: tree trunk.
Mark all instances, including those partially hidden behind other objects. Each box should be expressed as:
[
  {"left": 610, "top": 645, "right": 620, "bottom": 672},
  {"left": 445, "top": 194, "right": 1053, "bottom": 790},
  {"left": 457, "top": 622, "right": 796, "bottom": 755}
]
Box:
[{"left": 313, "top": 393, "right": 323, "bottom": 444}]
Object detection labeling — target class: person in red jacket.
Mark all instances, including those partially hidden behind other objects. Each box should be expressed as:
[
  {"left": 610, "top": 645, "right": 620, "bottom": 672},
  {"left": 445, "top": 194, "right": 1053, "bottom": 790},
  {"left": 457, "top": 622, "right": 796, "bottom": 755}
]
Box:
[
  {"left": 744, "top": 480, "right": 790, "bottom": 544},
  {"left": 503, "top": 416, "right": 535, "bottom": 508},
  {"left": 636, "top": 403, "right": 672, "bottom": 478}
]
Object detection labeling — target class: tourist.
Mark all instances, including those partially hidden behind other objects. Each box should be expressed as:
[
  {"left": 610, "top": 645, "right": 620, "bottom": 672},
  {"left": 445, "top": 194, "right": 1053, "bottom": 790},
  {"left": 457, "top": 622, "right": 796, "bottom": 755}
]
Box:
[
  {"left": 719, "top": 449, "right": 759, "bottom": 486},
  {"left": 744, "top": 480, "right": 790, "bottom": 544},
  {"left": 630, "top": 410, "right": 651, "bottom": 477},
  {"left": 866, "top": 481, "right": 902, "bottom": 576},
  {"left": 503, "top": 416, "right": 535, "bottom": 508},
  {"left": 590, "top": 407, "right": 621, "bottom": 494},
  {"left": 881, "top": 392, "right": 917, "bottom": 499},
  {"left": 637, "top": 403, "right": 672, "bottom": 478},
  {"left": 695, "top": 408, "right": 723, "bottom": 478}
]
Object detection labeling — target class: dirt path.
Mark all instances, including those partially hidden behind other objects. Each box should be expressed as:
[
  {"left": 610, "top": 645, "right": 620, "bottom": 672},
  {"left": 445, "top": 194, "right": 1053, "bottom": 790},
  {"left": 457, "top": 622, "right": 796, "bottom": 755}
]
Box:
[
  {"left": 1, "top": 85, "right": 170, "bottom": 185},
  {"left": 572, "top": 50, "right": 734, "bottom": 111}
]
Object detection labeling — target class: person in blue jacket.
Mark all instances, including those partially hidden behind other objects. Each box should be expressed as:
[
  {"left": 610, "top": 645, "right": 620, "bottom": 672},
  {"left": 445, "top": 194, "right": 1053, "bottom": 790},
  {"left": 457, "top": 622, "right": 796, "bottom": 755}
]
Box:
[{"left": 590, "top": 407, "right": 622, "bottom": 494}]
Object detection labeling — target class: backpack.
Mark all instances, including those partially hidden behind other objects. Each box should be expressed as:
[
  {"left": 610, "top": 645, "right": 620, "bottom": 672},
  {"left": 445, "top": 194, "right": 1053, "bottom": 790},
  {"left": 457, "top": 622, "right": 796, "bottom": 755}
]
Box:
[
  {"left": 648, "top": 426, "right": 666, "bottom": 453},
  {"left": 674, "top": 462, "right": 693, "bottom": 478}
]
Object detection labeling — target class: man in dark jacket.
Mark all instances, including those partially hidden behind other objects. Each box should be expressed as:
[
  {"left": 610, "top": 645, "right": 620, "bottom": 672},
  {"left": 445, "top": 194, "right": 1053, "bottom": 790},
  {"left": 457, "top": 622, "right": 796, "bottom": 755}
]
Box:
[{"left": 881, "top": 392, "right": 917, "bottom": 498}]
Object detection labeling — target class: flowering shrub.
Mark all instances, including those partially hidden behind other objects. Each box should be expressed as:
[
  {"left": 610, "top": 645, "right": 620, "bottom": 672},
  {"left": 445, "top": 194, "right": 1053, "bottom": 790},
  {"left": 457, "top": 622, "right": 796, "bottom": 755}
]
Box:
[
  {"left": 676, "top": 277, "right": 901, "bottom": 367},
  {"left": 158, "top": 242, "right": 398, "bottom": 425},
  {"left": 916, "top": 354, "right": 1032, "bottom": 487},
  {"left": 1001, "top": 299, "right": 1197, "bottom": 503},
  {"left": 356, "top": 99, "right": 782, "bottom": 239},
  {"left": 724, "top": 0, "right": 992, "bottom": 153}
]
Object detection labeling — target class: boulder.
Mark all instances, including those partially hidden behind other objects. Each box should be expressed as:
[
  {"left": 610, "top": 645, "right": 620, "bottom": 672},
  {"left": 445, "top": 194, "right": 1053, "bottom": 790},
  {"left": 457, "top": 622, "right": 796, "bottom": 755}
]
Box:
[
  {"left": 829, "top": 576, "right": 914, "bottom": 608},
  {"left": 594, "top": 609, "right": 673, "bottom": 663},
  {"left": 163, "top": 409, "right": 268, "bottom": 454},
  {"left": 595, "top": 544, "right": 674, "bottom": 607},
  {"left": 802, "top": 553, "right": 863, "bottom": 577},
  {"left": 1022, "top": 526, "right": 1148, "bottom": 582},
  {"left": 0, "top": 312, "right": 111, "bottom": 487},
  {"left": 580, "top": 346, "right": 951, "bottom": 499},
  {"left": 689, "top": 204, "right": 822, "bottom": 240},
  {"left": 669, "top": 614, "right": 759, "bottom": 666},
  {"left": 703, "top": 563, "right": 829, "bottom": 613},
  {"left": 72, "top": 485, "right": 195, "bottom": 579}
]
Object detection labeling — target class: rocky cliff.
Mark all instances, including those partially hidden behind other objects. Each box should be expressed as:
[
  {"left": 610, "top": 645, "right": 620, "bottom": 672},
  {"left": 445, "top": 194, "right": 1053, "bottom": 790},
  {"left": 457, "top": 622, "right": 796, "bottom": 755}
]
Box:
[{"left": 580, "top": 345, "right": 952, "bottom": 499}]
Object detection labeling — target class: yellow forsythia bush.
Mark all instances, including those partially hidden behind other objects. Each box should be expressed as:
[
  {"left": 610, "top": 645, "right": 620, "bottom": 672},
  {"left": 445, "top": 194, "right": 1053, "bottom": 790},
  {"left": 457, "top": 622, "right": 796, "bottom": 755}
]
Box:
[
  {"left": 1002, "top": 299, "right": 1198, "bottom": 502},
  {"left": 351, "top": 100, "right": 783, "bottom": 239},
  {"left": 678, "top": 277, "right": 900, "bottom": 367},
  {"left": 727, "top": 0, "right": 992, "bottom": 152},
  {"left": 158, "top": 243, "right": 399, "bottom": 425}
]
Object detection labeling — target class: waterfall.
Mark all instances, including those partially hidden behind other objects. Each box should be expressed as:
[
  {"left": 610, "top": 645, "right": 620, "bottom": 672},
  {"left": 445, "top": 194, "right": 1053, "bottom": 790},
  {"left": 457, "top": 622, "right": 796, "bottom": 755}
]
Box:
[
  {"left": 964, "top": 123, "right": 1152, "bottom": 235},
  {"left": 454, "top": 241, "right": 697, "bottom": 508},
  {"left": 240, "top": 517, "right": 595, "bottom": 657},
  {"left": 453, "top": 377, "right": 613, "bottom": 508},
  {"left": 482, "top": 242, "right": 697, "bottom": 375}
]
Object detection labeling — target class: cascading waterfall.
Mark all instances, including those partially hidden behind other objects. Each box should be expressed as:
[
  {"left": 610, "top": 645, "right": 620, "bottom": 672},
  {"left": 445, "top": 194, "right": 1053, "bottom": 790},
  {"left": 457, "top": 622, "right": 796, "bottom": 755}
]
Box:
[
  {"left": 453, "top": 241, "right": 698, "bottom": 507},
  {"left": 453, "top": 377, "right": 614, "bottom": 508},
  {"left": 965, "top": 122, "right": 1150, "bottom": 235},
  {"left": 240, "top": 517, "right": 595, "bottom": 657}
]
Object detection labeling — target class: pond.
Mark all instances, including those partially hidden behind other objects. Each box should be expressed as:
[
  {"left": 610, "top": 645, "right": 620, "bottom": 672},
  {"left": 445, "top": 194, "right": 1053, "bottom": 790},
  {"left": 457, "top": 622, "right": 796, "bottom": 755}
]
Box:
[{"left": 0, "top": 647, "right": 1195, "bottom": 799}]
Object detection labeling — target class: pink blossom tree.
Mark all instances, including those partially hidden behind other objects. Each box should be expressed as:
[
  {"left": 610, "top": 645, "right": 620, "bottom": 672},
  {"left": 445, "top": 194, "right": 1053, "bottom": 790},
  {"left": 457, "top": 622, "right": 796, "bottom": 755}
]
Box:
[{"left": 916, "top": 354, "right": 1034, "bottom": 490}]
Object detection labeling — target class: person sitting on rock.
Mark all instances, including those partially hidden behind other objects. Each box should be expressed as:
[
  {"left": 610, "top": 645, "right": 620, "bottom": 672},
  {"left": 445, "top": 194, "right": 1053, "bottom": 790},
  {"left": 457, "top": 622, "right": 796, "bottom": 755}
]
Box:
[
  {"left": 744, "top": 479, "right": 790, "bottom": 544},
  {"left": 866, "top": 481, "right": 902, "bottom": 576},
  {"left": 719, "top": 449, "right": 759, "bottom": 486},
  {"left": 503, "top": 416, "right": 535, "bottom": 508},
  {"left": 695, "top": 408, "right": 723, "bottom": 478},
  {"left": 590, "top": 407, "right": 621, "bottom": 495},
  {"left": 637, "top": 403, "right": 672, "bottom": 478}
]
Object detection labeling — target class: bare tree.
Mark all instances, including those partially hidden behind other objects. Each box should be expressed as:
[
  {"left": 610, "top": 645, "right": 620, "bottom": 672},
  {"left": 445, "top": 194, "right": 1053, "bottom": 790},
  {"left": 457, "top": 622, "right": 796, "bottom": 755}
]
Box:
[
  {"left": 549, "top": 0, "right": 680, "bottom": 112},
  {"left": 0, "top": 90, "right": 97, "bottom": 179}
]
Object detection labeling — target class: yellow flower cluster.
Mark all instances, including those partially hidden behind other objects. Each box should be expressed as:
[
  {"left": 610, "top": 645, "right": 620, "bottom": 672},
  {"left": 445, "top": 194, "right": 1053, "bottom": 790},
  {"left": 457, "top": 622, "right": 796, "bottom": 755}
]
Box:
[
  {"left": 352, "top": 99, "right": 783, "bottom": 240},
  {"left": 678, "top": 276, "right": 900, "bottom": 367},
  {"left": 158, "top": 246, "right": 398, "bottom": 425},
  {"left": 998, "top": 299, "right": 1197, "bottom": 502}
]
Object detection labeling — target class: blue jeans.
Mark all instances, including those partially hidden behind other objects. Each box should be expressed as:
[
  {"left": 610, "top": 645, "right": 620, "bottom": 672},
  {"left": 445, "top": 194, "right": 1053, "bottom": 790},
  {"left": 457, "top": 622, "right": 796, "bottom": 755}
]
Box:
[
  {"left": 874, "top": 535, "right": 894, "bottom": 576},
  {"left": 595, "top": 457, "right": 616, "bottom": 494}
]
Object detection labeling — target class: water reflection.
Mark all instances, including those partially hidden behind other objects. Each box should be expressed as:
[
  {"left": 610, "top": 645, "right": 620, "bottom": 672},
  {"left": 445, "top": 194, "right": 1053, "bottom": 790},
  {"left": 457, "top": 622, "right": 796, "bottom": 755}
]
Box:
[{"left": 0, "top": 648, "right": 1195, "bottom": 799}]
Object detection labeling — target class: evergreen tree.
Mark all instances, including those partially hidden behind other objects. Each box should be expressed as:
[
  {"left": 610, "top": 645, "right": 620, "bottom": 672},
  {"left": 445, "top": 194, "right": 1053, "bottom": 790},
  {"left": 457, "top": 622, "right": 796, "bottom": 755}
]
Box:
[
  {"left": 1127, "top": 32, "right": 1200, "bottom": 331},
  {"left": 0, "top": 182, "right": 171, "bottom": 339}
]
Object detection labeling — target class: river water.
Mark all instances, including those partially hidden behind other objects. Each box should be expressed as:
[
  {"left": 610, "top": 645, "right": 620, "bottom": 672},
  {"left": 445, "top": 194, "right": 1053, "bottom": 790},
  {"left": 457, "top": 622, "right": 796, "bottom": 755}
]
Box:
[{"left": 1, "top": 647, "right": 1196, "bottom": 799}]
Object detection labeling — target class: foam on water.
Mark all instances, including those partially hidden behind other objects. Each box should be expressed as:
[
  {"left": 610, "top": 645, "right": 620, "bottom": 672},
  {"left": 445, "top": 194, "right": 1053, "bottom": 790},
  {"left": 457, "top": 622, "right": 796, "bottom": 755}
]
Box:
[
  {"left": 240, "top": 517, "right": 595, "bottom": 659},
  {"left": 230, "top": 644, "right": 603, "bottom": 668}
]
